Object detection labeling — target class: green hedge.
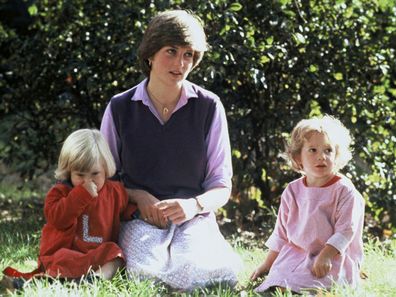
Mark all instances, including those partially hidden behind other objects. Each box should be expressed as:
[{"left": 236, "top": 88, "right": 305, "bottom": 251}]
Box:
[{"left": 1, "top": 0, "right": 395, "bottom": 233}]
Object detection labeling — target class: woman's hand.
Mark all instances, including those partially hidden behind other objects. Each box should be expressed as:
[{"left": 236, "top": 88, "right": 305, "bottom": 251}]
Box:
[
  {"left": 127, "top": 189, "right": 167, "bottom": 228},
  {"left": 156, "top": 198, "right": 199, "bottom": 225}
]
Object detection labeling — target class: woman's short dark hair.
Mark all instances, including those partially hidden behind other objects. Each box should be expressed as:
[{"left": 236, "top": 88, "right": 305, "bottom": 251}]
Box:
[{"left": 138, "top": 10, "right": 208, "bottom": 77}]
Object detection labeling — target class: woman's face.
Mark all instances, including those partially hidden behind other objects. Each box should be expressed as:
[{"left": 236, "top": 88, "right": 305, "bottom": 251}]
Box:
[{"left": 149, "top": 45, "right": 195, "bottom": 87}]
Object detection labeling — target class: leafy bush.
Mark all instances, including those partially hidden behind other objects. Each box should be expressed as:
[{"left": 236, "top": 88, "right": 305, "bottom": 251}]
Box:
[{"left": 1, "top": 0, "right": 395, "bottom": 233}]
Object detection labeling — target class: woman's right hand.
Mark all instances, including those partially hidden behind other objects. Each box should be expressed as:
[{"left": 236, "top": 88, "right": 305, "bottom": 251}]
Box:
[{"left": 127, "top": 189, "right": 168, "bottom": 228}]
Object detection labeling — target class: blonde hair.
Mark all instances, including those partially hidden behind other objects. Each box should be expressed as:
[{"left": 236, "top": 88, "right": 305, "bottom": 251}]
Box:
[
  {"left": 285, "top": 115, "right": 353, "bottom": 174},
  {"left": 138, "top": 10, "right": 208, "bottom": 77},
  {"left": 55, "top": 129, "right": 116, "bottom": 180}
]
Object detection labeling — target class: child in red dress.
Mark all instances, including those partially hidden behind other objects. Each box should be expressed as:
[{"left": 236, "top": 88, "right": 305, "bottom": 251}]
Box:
[{"left": 2, "top": 129, "right": 136, "bottom": 290}]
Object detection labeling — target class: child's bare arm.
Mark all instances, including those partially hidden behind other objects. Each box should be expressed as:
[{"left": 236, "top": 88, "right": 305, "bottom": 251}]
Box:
[{"left": 250, "top": 250, "right": 279, "bottom": 281}]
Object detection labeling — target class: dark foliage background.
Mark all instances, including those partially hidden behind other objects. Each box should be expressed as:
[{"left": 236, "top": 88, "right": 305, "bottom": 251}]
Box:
[{"left": 1, "top": 0, "right": 395, "bottom": 236}]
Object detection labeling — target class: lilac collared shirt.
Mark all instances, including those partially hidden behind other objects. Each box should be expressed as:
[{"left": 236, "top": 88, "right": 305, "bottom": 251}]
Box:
[{"left": 100, "top": 79, "right": 232, "bottom": 191}]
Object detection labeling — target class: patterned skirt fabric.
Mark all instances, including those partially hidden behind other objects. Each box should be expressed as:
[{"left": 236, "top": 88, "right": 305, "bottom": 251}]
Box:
[{"left": 119, "top": 213, "right": 243, "bottom": 291}]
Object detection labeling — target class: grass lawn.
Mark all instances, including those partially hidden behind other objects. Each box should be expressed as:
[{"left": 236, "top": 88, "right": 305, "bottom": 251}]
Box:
[{"left": 0, "top": 184, "right": 395, "bottom": 296}]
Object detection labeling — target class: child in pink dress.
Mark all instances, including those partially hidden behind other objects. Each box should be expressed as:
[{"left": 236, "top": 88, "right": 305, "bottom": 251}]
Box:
[{"left": 251, "top": 115, "right": 365, "bottom": 294}]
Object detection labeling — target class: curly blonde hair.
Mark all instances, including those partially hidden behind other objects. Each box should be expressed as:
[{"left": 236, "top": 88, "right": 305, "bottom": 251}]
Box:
[
  {"left": 285, "top": 115, "right": 353, "bottom": 174},
  {"left": 54, "top": 129, "right": 116, "bottom": 180}
]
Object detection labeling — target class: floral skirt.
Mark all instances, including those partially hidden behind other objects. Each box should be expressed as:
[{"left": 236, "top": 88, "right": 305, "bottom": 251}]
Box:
[{"left": 119, "top": 212, "right": 242, "bottom": 291}]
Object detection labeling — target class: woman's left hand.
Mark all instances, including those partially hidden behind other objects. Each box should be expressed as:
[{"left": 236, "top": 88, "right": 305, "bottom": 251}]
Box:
[{"left": 156, "top": 198, "right": 199, "bottom": 225}]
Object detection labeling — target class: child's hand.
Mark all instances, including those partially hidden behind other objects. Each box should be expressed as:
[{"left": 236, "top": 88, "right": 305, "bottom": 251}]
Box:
[
  {"left": 312, "top": 255, "right": 332, "bottom": 278},
  {"left": 311, "top": 244, "right": 338, "bottom": 278},
  {"left": 250, "top": 250, "right": 279, "bottom": 281},
  {"left": 250, "top": 263, "right": 269, "bottom": 281},
  {"left": 83, "top": 180, "right": 98, "bottom": 197}
]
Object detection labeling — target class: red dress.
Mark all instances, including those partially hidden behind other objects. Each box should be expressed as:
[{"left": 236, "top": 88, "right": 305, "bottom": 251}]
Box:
[
  {"left": 3, "top": 180, "right": 136, "bottom": 279},
  {"left": 39, "top": 180, "right": 137, "bottom": 278}
]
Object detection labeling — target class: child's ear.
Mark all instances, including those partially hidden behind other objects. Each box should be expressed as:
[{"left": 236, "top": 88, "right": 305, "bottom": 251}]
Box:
[{"left": 293, "top": 155, "right": 302, "bottom": 168}]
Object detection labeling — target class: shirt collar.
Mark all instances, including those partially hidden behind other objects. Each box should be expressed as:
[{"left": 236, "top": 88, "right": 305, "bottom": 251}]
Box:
[{"left": 131, "top": 78, "right": 199, "bottom": 107}]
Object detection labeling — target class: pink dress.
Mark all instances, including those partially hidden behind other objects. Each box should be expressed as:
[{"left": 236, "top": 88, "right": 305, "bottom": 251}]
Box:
[{"left": 255, "top": 175, "right": 364, "bottom": 293}]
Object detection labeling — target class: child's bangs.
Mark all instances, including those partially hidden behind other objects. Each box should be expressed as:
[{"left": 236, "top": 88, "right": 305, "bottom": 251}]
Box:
[{"left": 69, "top": 148, "right": 100, "bottom": 173}]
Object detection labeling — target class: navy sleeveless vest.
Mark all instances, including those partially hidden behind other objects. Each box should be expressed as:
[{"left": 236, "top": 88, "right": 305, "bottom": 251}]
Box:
[{"left": 110, "top": 84, "right": 216, "bottom": 200}]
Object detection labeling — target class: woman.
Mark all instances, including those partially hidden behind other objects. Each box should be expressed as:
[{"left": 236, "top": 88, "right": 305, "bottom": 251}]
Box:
[{"left": 100, "top": 10, "right": 242, "bottom": 291}]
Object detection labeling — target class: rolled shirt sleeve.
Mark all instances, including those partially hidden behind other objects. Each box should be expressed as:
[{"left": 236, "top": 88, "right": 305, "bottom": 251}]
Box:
[
  {"left": 202, "top": 99, "right": 233, "bottom": 191},
  {"left": 326, "top": 189, "right": 365, "bottom": 255}
]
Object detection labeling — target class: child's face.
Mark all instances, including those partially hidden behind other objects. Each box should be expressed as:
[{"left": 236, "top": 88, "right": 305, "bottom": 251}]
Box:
[
  {"left": 70, "top": 162, "right": 106, "bottom": 192},
  {"left": 296, "top": 131, "right": 337, "bottom": 187}
]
